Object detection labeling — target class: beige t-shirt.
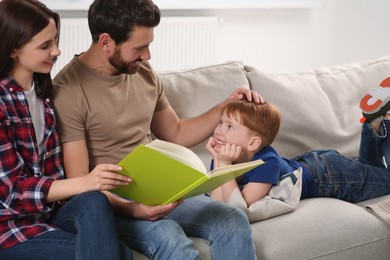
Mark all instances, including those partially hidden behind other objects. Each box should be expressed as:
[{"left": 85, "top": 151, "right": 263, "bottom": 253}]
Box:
[{"left": 53, "top": 57, "right": 169, "bottom": 170}]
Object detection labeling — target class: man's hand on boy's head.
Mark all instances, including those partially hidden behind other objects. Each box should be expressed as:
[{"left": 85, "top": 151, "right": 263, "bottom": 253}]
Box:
[{"left": 227, "top": 87, "right": 264, "bottom": 104}]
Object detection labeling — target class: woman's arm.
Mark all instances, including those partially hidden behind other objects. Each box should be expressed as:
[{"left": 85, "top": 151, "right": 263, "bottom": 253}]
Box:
[
  {"left": 46, "top": 164, "right": 130, "bottom": 202},
  {"left": 62, "top": 140, "right": 183, "bottom": 221}
]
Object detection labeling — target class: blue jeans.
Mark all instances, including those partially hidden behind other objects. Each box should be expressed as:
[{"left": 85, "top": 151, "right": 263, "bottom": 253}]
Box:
[
  {"left": 116, "top": 195, "right": 256, "bottom": 260},
  {"left": 295, "top": 120, "right": 390, "bottom": 203},
  {"left": 0, "top": 191, "right": 132, "bottom": 260}
]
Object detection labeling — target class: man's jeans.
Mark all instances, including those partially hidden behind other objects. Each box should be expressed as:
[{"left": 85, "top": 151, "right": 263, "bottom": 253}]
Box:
[
  {"left": 295, "top": 120, "right": 390, "bottom": 203},
  {"left": 0, "top": 191, "right": 131, "bottom": 260},
  {"left": 116, "top": 195, "right": 257, "bottom": 260}
]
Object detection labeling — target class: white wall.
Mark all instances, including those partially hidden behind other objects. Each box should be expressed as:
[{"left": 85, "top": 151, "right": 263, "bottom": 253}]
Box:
[
  {"left": 212, "top": 0, "right": 390, "bottom": 72},
  {"left": 51, "top": 0, "right": 390, "bottom": 73}
]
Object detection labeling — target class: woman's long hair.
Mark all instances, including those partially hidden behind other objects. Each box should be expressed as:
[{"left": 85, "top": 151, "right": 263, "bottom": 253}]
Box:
[{"left": 0, "top": 0, "right": 60, "bottom": 99}]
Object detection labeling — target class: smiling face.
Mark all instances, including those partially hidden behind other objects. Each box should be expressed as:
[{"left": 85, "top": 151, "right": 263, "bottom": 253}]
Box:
[
  {"left": 213, "top": 111, "right": 258, "bottom": 154},
  {"left": 10, "top": 18, "right": 60, "bottom": 88},
  {"left": 108, "top": 26, "right": 153, "bottom": 75}
]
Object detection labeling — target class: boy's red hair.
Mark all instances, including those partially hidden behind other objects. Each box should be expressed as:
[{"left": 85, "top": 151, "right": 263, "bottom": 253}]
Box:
[{"left": 221, "top": 100, "right": 281, "bottom": 148}]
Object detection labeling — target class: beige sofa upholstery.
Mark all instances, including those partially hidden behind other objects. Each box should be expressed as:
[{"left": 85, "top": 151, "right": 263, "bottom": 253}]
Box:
[{"left": 134, "top": 56, "right": 390, "bottom": 259}]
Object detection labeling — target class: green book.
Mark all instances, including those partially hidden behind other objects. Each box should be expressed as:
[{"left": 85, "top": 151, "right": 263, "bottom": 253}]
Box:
[{"left": 112, "top": 139, "right": 264, "bottom": 205}]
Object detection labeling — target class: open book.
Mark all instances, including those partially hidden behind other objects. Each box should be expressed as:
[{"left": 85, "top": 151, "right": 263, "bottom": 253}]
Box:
[{"left": 112, "top": 139, "right": 264, "bottom": 205}]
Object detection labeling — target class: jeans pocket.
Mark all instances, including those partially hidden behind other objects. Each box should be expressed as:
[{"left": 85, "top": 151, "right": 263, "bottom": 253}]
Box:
[{"left": 320, "top": 151, "right": 365, "bottom": 185}]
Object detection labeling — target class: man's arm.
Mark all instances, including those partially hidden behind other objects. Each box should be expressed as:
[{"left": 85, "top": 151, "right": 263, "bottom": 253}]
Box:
[
  {"left": 62, "top": 140, "right": 182, "bottom": 221},
  {"left": 151, "top": 87, "right": 263, "bottom": 147}
]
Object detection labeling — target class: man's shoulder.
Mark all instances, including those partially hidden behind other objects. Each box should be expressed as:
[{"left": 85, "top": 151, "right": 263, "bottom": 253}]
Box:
[
  {"left": 138, "top": 60, "right": 159, "bottom": 81},
  {"left": 52, "top": 59, "right": 87, "bottom": 107},
  {"left": 52, "top": 58, "right": 81, "bottom": 88}
]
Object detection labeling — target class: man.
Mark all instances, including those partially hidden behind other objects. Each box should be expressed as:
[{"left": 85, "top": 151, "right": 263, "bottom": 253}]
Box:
[{"left": 53, "top": 0, "right": 262, "bottom": 259}]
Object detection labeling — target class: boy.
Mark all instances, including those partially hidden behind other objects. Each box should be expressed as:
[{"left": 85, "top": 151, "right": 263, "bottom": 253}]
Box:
[{"left": 207, "top": 84, "right": 390, "bottom": 206}]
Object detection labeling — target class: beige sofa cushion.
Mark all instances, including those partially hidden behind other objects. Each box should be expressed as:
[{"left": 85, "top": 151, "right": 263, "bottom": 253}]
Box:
[
  {"left": 158, "top": 61, "right": 250, "bottom": 168},
  {"left": 252, "top": 196, "right": 390, "bottom": 260},
  {"left": 247, "top": 55, "right": 390, "bottom": 158},
  {"left": 228, "top": 167, "right": 302, "bottom": 223}
]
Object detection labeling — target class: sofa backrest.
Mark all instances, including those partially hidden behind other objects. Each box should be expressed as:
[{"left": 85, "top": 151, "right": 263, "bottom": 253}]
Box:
[
  {"left": 247, "top": 55, "right": 390, "bottom": 158},
  {"left": 158, "top": 56, "right": 390, "bottom": 169},
  {"left": 157, "top": 61, "right": 250, "bottom": 169}
]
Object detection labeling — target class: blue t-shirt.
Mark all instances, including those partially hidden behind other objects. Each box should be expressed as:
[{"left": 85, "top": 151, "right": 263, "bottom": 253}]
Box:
[{"left": 210, "top": 145, "right": 315, "bottom": 199}]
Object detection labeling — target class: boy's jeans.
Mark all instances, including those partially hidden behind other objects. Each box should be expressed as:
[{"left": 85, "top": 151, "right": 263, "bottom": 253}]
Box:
[{"left": 295, "top": 120, "right": 390, "bottom": 203}]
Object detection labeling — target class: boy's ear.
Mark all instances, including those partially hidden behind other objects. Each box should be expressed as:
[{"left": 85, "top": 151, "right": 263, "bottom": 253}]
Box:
[{"left": 248, "top": 136, "right": 262, "bottom": 152}]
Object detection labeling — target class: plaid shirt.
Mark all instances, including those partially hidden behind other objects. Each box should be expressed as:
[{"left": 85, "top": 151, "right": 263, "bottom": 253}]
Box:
[{"left": 0, "top": 76, "right": 64, "bottom": 250}]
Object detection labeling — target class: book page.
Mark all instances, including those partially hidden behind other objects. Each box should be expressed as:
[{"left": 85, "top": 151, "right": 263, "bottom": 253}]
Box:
[
  {"left": 183, "top": 159, "right": 264, "bottom": 199},
  {"left": 147, "top": 139, "right": 207, "bottom": 173},
  {"left": 209, "top": 159, "right": 265, "bottom": 176}
]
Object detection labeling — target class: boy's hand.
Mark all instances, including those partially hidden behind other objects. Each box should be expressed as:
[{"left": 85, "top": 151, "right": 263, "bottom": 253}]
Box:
[
  {"left": 206, "top": 137, "right": 243, "bottom": 167},
  {"left": 218, "top": 143, "right": 242, "bottom": 166},
  {"left": 206, "top": 137, "right": 218, "bottom": 158}
]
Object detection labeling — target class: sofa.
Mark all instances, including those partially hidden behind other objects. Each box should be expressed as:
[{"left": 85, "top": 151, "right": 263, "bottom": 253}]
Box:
[{"left": 133, "top": 56, "right": 390, "bottom": 259}]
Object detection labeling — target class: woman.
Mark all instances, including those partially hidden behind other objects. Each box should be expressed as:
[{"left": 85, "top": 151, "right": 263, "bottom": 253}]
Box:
[{"left": 0, "top": 0, "right": 131, "bottom": 259}]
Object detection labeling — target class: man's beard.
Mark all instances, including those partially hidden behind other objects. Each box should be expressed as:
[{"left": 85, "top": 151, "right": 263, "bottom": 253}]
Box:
[{"left": 109, "top": 47, "right": 140, "bottom": 75}]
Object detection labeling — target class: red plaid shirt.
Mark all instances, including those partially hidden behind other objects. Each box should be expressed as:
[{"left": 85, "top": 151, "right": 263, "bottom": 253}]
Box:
[{"left": 0, "top": 77, "right": 64, "bottom": 249}]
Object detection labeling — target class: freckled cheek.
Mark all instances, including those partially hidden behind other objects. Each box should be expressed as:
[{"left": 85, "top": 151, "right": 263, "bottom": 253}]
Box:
[{"left": 227, "top": 134, "right": 246, "bottom": 147}]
